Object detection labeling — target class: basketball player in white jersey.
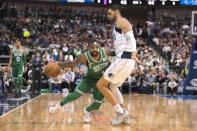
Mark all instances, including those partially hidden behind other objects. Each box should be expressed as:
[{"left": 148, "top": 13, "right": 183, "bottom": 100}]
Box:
[{"left": 96, "top": 5, "right": 138, "bottom": 125}]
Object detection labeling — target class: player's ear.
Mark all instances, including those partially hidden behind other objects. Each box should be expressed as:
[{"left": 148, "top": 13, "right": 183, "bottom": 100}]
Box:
[{"left": 115, "top": 10, "right": 119, "bottom": 14}]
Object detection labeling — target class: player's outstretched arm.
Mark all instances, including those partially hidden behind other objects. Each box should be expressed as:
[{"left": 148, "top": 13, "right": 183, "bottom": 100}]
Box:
[{"left": 58, "top": 54, "right": 87, "bottom": 68}]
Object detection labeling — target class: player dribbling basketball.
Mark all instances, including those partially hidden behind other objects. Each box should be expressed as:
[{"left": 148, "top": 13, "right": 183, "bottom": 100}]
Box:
[{"left": 49, "top": 41, "right": 127, "bottom": 123}]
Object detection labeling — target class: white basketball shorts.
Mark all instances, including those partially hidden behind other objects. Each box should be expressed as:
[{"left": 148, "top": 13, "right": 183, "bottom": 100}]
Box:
[{"left": 103, "top": 58, "right": 135, "bottom": 85}]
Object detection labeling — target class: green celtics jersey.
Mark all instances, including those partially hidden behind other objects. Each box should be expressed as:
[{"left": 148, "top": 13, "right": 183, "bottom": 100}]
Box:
[
  {"left": 84, "top": 48, "right": 109, "bottom": 80},
  {"left": 11, "top": 47, "right": 27, "bottom": 67}
]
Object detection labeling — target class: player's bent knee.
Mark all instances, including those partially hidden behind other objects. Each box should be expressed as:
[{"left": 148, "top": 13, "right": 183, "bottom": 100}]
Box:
[
  {"left": 96, "top": 77, "right": 109, "bottom": 89},
  {"left": 96, "top": 81, "right": 102, "bottom": 89}
]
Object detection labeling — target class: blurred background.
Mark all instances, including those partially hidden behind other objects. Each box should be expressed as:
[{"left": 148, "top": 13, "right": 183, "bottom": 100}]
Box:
[{"left": 0, "top": 0, "right": 196, "bottom": 100}]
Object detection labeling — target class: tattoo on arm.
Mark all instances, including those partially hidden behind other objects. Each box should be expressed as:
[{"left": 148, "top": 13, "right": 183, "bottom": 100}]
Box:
[
  {"left": 59, "top": 54, "right": 86, "bottom": 68},
  {"left": 60, "top": 61, "right": 75, "bottom": 68}
]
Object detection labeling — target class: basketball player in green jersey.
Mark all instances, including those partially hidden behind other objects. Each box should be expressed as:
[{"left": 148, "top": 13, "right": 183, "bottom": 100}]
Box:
[
  {"left": 49, "top": 41, "right": 127, "bottom": 123},
  {"left": 9, "top": 40, "right": 27, "bottom": 98}
]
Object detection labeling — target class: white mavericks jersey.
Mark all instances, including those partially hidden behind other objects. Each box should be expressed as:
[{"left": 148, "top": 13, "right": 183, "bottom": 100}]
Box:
[
  {"left": 112, "top": 25, "right": 136, "bottom": 56},
  {"left": 104, "top": 25, "right": 137, "bottom": 84}
]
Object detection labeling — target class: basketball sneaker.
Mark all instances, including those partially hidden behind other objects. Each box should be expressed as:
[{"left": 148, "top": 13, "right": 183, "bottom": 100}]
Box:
[
  {"left": 122, "top": 109, "right": 130, "bottom": 125},
  {"left": 111, "top": 110, "right": 129, "bottom": 126},
  {"left": 83, "top": 108, "right": 91, "bottom": 123},
  {"left": 49, "top": 104, "right": 60, "bottom": 114}
]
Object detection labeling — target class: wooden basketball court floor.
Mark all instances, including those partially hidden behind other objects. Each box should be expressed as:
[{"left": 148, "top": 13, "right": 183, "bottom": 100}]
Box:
[{"left": 0, "top": 94, "right": 197, "bottom": 131}]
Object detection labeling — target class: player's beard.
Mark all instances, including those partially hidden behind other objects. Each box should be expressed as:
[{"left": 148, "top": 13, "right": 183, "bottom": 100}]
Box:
[
  {"left": 112, "top": 16, "right": 117, "bottom": 22},
  {"left": 108, "top": 16, "right": 116, "bottom": 22},
  {"left": 91, "top": 51, "right": 99, "bottom": 57}
]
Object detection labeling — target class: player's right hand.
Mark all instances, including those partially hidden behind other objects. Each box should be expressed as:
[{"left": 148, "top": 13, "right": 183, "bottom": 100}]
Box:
[{"left": 57, "top": 61, "right": 63, "bottom": 67}]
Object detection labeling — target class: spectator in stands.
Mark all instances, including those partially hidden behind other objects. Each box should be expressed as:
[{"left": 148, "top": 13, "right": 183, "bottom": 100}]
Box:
[
  {"left": 64, "top": 68, "right": 75, "bottom": 92},
  {"left": 0, "top": 4, "right": 188, "bottom": 95},
  {"left": 31, "top": 52, "right": 43, "bottom": 93},
  {"left": 49, "top": 70, "right": 65, "bottom": 93},
  {"left": 168, "top": 78, "right": 178, "bottom": 95},
  {"left": 0, "top": 67, "right": 5, "bottom": 96},
  {"left": 155, "top": 70, "right": 168, "bottom": 94},
  {"left": 57, "top": 50, "right": 65, "bottom": 62}
]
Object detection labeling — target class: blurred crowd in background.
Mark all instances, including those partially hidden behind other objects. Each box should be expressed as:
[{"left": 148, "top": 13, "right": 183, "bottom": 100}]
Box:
[{"left": 0, "top": 3, "right": 192, "bottom": 96}]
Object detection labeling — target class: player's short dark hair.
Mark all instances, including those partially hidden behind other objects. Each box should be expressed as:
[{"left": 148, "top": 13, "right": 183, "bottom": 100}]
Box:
[
  {"left": 88, "top": 39, "right": 99, "bottom": 46},
  {"left": 88, "top": 35, "right": 98, "bottom": 45},
  {"left": 87, "top": 37, "right": 100, "bottom": 48},
  {"left": 109, "top": 4, "right": 122, "bottom": 13}
]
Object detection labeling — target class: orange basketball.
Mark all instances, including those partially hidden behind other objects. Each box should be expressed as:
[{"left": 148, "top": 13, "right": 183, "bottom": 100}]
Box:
[{"left": 45, "top": 62, "right": 61, "bottom": 78}]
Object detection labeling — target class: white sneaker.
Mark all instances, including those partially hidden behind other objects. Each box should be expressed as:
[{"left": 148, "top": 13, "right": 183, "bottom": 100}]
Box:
[
  {"left": 49, "top": 104, "right": 60, "bottom": 114},
  {"left": 111, "top": 112, "right": 125, "bottom": 126},
  {"left": 122, "top": 110, "right": 130, "bottom": 125},
  {"left": 83, "top": 108, "right": 91, "bottom": 123}
]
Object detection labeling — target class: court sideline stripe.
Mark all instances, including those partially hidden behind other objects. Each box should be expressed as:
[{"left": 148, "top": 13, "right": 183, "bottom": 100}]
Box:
[{"left": 0, "top": 94, "right": 43, "bottom": 118}]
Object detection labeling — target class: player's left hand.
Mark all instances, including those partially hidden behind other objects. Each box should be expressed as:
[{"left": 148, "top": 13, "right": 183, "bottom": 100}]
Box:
[
  {"left": 57, "top": 61, "right": 62, "bottom": 66},
  {"left": 57, "top": 61, "right": 64, "bottom": 68}
]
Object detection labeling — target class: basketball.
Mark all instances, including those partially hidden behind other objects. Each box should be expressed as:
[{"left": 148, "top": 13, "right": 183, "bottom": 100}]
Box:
[{"left": 45, "top": 62, "right": 61, "bottom": 78}]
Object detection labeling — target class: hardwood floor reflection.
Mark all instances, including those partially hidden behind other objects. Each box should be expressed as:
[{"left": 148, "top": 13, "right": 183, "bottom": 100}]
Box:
[{"left": 0, "top": 94, "right": 196, "bottom": 131}]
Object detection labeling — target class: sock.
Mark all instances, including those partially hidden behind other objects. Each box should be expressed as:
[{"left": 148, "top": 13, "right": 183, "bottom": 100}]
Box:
[
  {"left": 60, "top": 91, "right": 81, "bottom": 106},
  {"left": 114, "top": 104, "right": 124, "bottom": 114},
  {"left": 55, "top": 103, "right": 61, "bottom": 109}
]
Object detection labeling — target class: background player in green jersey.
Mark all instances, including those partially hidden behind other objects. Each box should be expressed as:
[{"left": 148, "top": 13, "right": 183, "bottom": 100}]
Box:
[
  {"left": 49, "top": 41, "right": 126, "bottom": 123},
  {"left": 9, "top": 40, "right": 27, "bottom": 98}
]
